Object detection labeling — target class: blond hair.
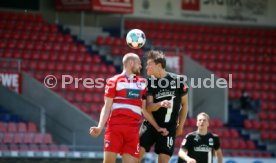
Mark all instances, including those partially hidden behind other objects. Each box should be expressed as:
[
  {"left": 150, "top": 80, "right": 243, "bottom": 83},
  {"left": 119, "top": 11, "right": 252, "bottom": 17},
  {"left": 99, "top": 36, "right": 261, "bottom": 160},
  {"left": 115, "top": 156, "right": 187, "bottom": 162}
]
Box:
[{"left": 197, "top": 112, "right": 210, "bottom": 120}]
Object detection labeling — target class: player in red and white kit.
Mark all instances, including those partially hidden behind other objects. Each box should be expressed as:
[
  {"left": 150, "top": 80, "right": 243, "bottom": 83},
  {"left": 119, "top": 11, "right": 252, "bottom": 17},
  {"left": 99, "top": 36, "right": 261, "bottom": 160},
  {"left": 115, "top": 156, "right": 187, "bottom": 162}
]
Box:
[{"left": 89, "top": 53, "right": 168, "bottom": 163}]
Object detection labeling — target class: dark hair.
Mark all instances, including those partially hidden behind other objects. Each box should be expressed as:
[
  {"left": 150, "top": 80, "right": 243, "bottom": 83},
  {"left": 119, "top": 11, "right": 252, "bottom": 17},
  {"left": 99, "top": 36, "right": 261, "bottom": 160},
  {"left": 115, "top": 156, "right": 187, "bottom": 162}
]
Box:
[{"left": 147, "top": 50, "right": 166, "bottom": 69}]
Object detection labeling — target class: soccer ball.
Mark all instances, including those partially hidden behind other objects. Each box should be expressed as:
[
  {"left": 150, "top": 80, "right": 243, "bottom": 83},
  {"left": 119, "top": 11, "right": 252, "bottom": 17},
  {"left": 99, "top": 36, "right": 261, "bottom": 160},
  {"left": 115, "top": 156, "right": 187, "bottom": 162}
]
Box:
[{"left": 126, "top": 29, "right": 146, "bottom": 49}]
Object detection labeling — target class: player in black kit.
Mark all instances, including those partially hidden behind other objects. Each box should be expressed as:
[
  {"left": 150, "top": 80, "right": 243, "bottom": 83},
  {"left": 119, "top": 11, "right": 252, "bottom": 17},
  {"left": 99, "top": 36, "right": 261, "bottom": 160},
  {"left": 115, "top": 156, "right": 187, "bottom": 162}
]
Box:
[
  {"left": 139, "top": 50, "right": 189, "bottom": 163},
  {"left": 178, "top": 112, "right": 223, "bottom": 163}
]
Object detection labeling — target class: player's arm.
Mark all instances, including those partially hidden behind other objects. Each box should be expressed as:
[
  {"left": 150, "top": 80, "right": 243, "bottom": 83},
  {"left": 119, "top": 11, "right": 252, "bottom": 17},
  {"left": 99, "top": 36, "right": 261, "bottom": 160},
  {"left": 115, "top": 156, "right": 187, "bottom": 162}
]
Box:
[
  {"left": 141, "top": 99, "right": 169, "bottom": 136},
  {"left": 176, "top": 94, "right": 188, "bottom": 136},
  {"left": 215, "top": 148, "right": 223, "bottom": 163},
  {"left": 89, "top": 97, "right": 113, "bottom": 137},
  {"left": 178, "top": 148, "right": 196, "bottom": 163},
  {"left": 146, "top": 95, "right": 171, "bottom": 112}
]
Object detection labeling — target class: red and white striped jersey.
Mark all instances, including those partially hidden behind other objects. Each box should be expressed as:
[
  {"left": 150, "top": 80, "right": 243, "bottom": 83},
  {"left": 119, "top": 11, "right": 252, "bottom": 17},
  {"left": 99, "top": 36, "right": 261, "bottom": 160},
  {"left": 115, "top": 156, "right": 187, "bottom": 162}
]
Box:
[{"left": 105, "top": 74, "right": 147, "bottom": 126}]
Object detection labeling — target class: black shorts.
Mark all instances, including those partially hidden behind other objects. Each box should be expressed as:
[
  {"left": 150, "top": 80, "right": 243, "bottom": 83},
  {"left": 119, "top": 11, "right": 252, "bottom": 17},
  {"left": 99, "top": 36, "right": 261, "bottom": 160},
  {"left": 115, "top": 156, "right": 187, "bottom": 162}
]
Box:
[{"left": 139, "top": 121, "right": 176, "bottom": 156}]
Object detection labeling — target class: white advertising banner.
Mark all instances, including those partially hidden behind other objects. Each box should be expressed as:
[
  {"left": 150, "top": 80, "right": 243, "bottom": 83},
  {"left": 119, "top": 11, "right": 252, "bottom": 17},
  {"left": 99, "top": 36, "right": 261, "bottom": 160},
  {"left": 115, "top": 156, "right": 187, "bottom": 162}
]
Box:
[
  {"left": 126, "top": 0, "right": 276, "bottom": 27},
  {"left": 0, "top": 72, "right": 21, "bottom": 94}
]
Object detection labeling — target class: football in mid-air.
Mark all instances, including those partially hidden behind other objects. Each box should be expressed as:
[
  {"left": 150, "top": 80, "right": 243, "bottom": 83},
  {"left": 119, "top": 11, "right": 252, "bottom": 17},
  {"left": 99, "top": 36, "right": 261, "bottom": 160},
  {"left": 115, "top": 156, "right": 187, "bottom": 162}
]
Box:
[{"left": 126, "top": 29, "right": 146, "bottom": 49}]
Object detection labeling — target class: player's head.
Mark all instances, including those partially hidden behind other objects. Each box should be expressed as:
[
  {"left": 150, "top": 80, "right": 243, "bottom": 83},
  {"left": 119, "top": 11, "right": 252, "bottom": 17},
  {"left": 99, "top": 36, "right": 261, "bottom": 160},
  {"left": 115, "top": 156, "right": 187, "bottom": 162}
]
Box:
[
  {"left": 196, "top": 112, "right": 210, "bottom": 130},
  {"left": 122, "top": 53, "right": 142, "bottom": 75},
  {"left": 146, "top": 50, "right": 166, "bottom": 76}
]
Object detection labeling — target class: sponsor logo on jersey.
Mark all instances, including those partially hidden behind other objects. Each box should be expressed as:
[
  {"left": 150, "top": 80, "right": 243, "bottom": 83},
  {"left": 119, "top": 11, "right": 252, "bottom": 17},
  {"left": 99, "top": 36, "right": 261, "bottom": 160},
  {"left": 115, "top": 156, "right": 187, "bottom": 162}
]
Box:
[
  {"left": 127, "top": 89, "right": 141, "bottom": 99},
  {"left": 155, "top": 91, "right": 175, "bottom": 99},
  {"left": 170, "top": 80, "right": 176, "bottom": 89},
  {"left": 209, "top": 138, "right": 214, "bottom": 146},
  {"left": 194, "top": 145, "right": 212, "bottom": 152},
  {"left": 181, "top": 138, "right": 187, "bottom": 145}
]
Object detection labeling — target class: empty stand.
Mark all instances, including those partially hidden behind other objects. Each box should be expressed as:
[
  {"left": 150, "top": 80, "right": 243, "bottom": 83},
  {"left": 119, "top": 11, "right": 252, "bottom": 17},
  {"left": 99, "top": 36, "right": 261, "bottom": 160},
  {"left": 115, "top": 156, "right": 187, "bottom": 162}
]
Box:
[
  {"left": 0, "top": 11, "right": 118, "bottom": 120},
  {"left": 0, "top": 105, "right": 68, "bottom": 152}
]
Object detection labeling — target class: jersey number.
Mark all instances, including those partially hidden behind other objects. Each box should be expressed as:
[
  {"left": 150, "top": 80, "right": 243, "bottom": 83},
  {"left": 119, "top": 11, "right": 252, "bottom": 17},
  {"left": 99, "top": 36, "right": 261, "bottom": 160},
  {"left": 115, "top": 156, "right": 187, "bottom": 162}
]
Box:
[
  {"left": 164, "top": 96, "right": 175, "bottom": 123},
  {"left": 167, "top": 136, "right": 173, "bottom": 148},
  {"left": 198, "top": 150, "right": 212, "bottom": 163}
]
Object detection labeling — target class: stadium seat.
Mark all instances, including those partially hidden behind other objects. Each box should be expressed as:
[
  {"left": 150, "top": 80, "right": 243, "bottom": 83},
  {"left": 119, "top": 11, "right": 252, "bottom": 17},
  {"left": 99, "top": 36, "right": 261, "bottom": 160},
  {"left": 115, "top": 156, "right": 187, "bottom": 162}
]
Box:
[
  {"left": 9, "top": 144, "right": 18, "bottom": 151},
  {"left": 19, "top": 144, "right": 29, "bottom": 151},
  {"left": 40, "top": 144, "right": 49, "bottom": 151},
  {"left": 0, "top": 122, "right": 6, "bottom": 132},
  {"left": 43, "top": 133, "right": 53, "bottom": 144},
  {"left": 13, "top": 133, "right": 23, "bottom": 144},
  {"left": 259, "top": 112, "right": 267, "bottom": 120},
  {"left": 27, "top": 122, "right": 37, "bottom": 133},
  {"left": 3, "top": 133, "right": 13, "bottom": 144},
  {"left": 29, "top": 144, "right": 39, "bottom": 151},
  {"left": 260, "top": 131, "right": 270, "bottom": 140},
  {"left": 229, "top": 129, "right": 239, "bottom": 138},
  {"left": 7, "top": 122, "right": 17, "bottom": 132},
  {"left": 34, "top": 133, "right": 43, "bottom": 144},
  {"left": 246, "top": 140, "right": 256, "bottom": 150},
  {"left": 0, "top": 144, "right": 8, "bottom": 151},
  {"left": 23, "top": 133, "right": 33, "bottom": 144},
  {"left": 221, "top": 129, "right": 230, "bottom": 138}
]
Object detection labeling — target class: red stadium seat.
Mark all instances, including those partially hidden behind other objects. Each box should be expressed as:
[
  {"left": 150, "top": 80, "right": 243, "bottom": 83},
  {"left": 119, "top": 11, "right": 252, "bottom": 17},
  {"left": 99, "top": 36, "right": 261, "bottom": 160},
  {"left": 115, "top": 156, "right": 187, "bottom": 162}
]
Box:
[
  {"left": 22, "top": 133, "right": 33, "bottom": 144},
  {"left": 27, "top": 122, "right": 37, "bottom": 133},
  {"left": 259, "top": 112, "right": 267, "bottom": 120},
  {"left": 270, "top": 132, "right": 276, "bottom": 141},
  {"left": 29, "top": 144, "right": 39, "bottom": 151},
  {"left": 260, "top": 131, "right": 270, "bottom": 140},
  {"left": 13, "top": 133, "right": 23, "bottom": 144},
  {"left": 239, "top": 140, "right": 247, "bottom": 149},
  {"left": 40, "top": 144, "right": 49, "bottom": 151},
  {"left": 43, "top": 133, "right": 53, "bottom": 144},
  {"left": 64, "top": 35, "right": 73, "bottom": 43},
  {"left": 229, "top": 129, "right": 239, "bottom": 138},
  {"left": 9, "top": 144, "right": 18, "bottom": 151},
  {"left": 3, "top": 133, "right": 13, "bottom": 144},
  {"left": 34, "top": 133, "right": 43, "bottom": 144},
  {"left": 244, "top": 120, "right": 252, "bottom": 129},
  {"left": 221, "top": 129, "right": 230, "bottom": 138},
  {"left": 220, "top": 140, "right": 230, "bottom": 149},
  {"left": 260, "top": 121, "right": 269, "bottom": 130},
  {"left": 0, "top": 144, "right": 8, "bottom": 151},
  {"left": 7, "top": 123, "right": 17, "bottom": 132},
  {"left": 229, "top": 139, "right": 239, "bottom": 149},
  {"left": 246, "top": 140, "right": 256, "bottom": 150},
  {"left": 18, "top": 123, "right": 27, "bottom": 133},
  {"left": 0, "top": 122, "right": 7, "bottom": 132}
]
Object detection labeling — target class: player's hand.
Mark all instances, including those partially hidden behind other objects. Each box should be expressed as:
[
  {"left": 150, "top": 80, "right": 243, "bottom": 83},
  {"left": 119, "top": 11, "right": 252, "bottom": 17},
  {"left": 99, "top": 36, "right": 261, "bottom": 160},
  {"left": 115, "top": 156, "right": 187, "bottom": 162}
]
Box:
[
  {"left": 157, "top": 127, "right": 169, "bottom": 136},
  {"left": 89, "top": 126, "right": 102, "bottom": 138},
  {"left": 160, "top": 100, "right": 171, "bottom": 108},
  {"left": 187, "top": 158, "right": 197, "bottom": 163},
  {"left": 176, "top": 126, "right": 183, "bottom": 137}
]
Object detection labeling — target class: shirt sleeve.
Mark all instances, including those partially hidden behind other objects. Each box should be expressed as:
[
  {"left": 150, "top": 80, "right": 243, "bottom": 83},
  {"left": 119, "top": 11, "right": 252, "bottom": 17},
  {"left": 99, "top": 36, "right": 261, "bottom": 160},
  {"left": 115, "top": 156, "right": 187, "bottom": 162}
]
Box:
[
  {"left": 179, "top": 76, "right": 188, "bottom": 97},
  {"left": 181, "top": 134, "right": 191, "bottom": 150},
  {"left": 213, "top": 135, "right": 221, "bottom": 150},
  {"left": 104, "top": 77, "right": 116, "bottom": 98}
]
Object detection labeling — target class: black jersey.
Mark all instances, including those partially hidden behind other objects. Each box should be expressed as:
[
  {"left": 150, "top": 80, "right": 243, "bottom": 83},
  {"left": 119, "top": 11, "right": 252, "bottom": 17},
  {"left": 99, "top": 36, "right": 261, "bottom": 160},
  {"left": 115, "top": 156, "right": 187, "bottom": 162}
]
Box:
[
  {"left": 146, "top": 72, "right": 188, "bottom": 129},
  {"left": 178, "top": 131, "right": 221, "bottom": 163}
]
